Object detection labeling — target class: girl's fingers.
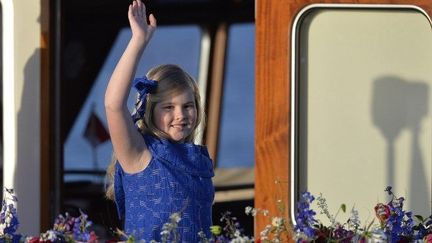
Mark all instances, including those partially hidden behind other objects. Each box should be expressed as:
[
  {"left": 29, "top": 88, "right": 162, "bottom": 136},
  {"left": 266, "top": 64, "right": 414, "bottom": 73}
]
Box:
[
  {"left": 128, "top": 4, "right": 137, "bottom": 21},
  {"left": 128, "top": 4, "right": 133, "bottom": 17},
  {"left": 129, "top": 0, "right": 156, "bottom": 36},
  {"left": 136, "top": 0, "right": 142, "bottom": 17},
  {"left": 133, "top": 0, "right": 145, "bottom": 18},
  {"left": 130, "top": 1, "right": 148, "bottom": 21},
  {"left": 149, "top": 14, "right": 157, "bottom": 28},
  {"left": 141, "top": 1, "right": 147, "bottom": 19},
  {"left": 132, "top": 1, "right": 138, "bottom": 16}
]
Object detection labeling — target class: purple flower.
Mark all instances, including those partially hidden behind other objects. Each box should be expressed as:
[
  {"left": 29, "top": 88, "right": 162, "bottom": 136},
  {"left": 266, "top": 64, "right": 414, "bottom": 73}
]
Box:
[
  {"left": 380, "top": 194, "right": 415, "bottom": 242},
  {"left": 294, "top": 192, "right": 317, "bottom": 239},
  {"left": 0, "top": 188, "right": 21, "bottom": 242},
  {"left": 332, "top": 224, "right": 354, "bottom": 242}
]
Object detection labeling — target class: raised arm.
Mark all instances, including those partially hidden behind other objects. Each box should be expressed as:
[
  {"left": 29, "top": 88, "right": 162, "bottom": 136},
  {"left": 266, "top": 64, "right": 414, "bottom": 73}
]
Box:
[{"left": 104, "top": 0, "right": 157, "bottom": 173}]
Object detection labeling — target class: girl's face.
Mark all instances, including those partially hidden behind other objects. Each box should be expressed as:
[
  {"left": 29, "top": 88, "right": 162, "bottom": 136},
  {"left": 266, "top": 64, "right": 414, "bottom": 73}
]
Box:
[{"left": 153, "top": 89, "right": 197, "bottom": 142}]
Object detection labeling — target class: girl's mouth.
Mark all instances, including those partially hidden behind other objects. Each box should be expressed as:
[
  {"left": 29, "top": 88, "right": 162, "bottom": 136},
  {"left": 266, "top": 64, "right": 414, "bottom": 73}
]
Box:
[{"left": 171, "top": 124, "right": 187, "bottom": 129}]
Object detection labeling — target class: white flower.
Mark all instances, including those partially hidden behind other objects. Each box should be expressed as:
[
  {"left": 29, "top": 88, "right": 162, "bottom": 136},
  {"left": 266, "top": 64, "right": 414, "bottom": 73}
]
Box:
[
  {"left": 245, "top": 206, "right": 255, "bottom": 216},
  {"left": 160, "top": 229, "right": 170, "bottom": 236},
  {"left": 368, "top": 228, "right": 387, "bottom": 243},
  {"left": 169, "top": 212, "right": 181, "bottom": 223},
  {"left": 271, "top": 217, "right": 284, "bottom": 227},
  {"left": 245, "top": 206, "right": 270, "bottom": 217},
  {"left": 229, "top": 235, "right": 253, "bottom": 243},
  {"left": 260, "top": 224, "right": 271, "bottom": 240},
  {"left": 348, "top": 207, "right": 361, "bottom": 229},
  {"left": 5, "top": 216, "right": 11, "bottom": 225},
  {"left": 40, "top": 230, "right": 58, "bottom": 241}
]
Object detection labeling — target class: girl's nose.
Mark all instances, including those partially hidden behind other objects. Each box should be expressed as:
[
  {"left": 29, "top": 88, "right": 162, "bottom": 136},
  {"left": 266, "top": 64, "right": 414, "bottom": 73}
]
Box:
[{"left": 175, "top": 107, "right": 186, "bottom": 120}]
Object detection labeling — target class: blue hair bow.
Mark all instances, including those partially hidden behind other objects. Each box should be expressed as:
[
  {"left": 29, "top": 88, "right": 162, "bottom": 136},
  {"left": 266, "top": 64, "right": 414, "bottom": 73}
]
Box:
[{"left": 131, "top": 76, "right": 158, "bottom": 123}]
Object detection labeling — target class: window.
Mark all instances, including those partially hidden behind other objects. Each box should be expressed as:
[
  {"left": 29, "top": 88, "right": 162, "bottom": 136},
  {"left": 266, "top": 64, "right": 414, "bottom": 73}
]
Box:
[{"left": 217, "top": 23, "right": 255, "bottom": 168}]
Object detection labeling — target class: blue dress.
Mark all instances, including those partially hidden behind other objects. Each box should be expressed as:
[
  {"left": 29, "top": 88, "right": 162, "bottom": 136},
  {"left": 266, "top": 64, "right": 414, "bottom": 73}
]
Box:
[{"left": 114, "top": 135, "right": 215, "bottom": 242}]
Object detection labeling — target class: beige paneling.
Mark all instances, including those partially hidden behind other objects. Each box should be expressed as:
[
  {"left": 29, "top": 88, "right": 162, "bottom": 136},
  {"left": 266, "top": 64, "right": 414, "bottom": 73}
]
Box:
[
  {"left": 295, "top": 7, "right": 432, "bottom": 223},
  {"left": 2, "top": 0, "right": 41, "bottom": 235}
]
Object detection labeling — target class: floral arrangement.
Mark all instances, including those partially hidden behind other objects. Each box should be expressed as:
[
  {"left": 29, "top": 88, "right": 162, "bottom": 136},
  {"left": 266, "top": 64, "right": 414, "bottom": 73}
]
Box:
[
  {"left": 117, "top": 211, "right": 255, "bottom": 243},
  {"left": 117, "top": 202, "right": 291, "bottom": 243},
  {"left": 26, "top": 209, "right": 98, "bottom": 243},
  {"left": 244, "top": 200, "right": 291, "bottom": 243},
  {"left": 0, "top": 188, "right": 21, "bottom": 242},
  {"left": 0, "top": 188, "right": 98, "bottom": 243},
  {"left": 294, "top": 186, "right": 432, "bottom": 242},
  {"left": 117, "top": 201, "right": 290, "bottom": 243},
  {"left": 2, "top": 186, "right": 431, "bottom": 243}
]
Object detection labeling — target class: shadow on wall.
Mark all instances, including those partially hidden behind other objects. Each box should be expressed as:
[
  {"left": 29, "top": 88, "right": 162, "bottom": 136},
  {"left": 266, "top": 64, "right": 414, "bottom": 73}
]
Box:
[
  {"left": 372, "top": 75, "right": 430, "bottom": 215},
  {"left": 15, "top": 48, "right": 40, "bottom": 236}
]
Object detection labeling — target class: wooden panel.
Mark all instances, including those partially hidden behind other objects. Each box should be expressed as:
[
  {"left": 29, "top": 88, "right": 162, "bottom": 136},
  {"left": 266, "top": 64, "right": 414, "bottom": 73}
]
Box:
[
  {"left": 255, "top": 0, "right": 432, "bottom": 240},
  {"left": 255, "top": 1, "right": 292, "bottom": 239},
  {"left": 40, "top": 0, "right": 52, "bottom": 232},
  {"left": 205, "top": 23, "right": 228, "bottom": 163}
]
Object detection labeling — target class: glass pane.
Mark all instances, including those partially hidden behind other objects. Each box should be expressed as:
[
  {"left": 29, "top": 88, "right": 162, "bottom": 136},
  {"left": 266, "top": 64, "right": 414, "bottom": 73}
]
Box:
[
  {"left": 217, "top": 24, "right": 255, "bottom": 168},
  {"left": 293, "top": 7, "right": 432, "bottom": 223},
  {"left": 63, "top": 25, "right": 201, "bottom": 182}
]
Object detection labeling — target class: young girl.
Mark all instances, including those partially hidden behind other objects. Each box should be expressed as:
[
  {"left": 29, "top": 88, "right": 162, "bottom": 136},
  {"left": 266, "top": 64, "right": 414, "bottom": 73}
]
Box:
[{"left": 104, "top": 1, "right": 215, "bottom": 241}]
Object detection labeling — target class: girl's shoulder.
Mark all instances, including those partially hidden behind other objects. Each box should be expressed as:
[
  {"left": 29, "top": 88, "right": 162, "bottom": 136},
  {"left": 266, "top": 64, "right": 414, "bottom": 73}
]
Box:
[
  {"left": 143, "top": 134, "right": 209, "bottom": 155},
  {"left": 143, "top": 134, "right": 214, "bottom": 177}
]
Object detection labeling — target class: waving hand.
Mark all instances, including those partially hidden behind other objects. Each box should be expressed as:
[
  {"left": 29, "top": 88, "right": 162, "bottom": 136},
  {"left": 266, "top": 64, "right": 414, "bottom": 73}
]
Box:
[{"left": 128, "top": 0, "right": 157, "bottom": 45}]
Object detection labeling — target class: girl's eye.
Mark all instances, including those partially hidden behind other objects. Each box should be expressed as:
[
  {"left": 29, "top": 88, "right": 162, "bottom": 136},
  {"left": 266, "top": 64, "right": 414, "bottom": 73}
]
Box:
[
  {"left": 184, "top": 104, "right": 195, "bottom": 109},
  {"left": 163, "top": 106, "right": 174, "bottom": 110}
]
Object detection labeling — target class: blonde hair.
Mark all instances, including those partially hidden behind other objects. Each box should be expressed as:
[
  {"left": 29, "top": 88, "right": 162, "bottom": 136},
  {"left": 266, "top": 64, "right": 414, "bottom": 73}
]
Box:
[{"left": 105, "top": 64, "right": 205, "bottom": 200}]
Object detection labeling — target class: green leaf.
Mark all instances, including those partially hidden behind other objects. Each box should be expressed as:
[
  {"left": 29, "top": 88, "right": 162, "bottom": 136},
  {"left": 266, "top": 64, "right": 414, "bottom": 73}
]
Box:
[
  {"left": 414, "top": 214, "right": 424, "bottom": 222},
  {"left": 366, "top": 219, "right": 375, "bottom": 231},
  {"left": 340, "top": 204, "right": 346, "bottom": 213},
  {"left": 210, "top": 225, "right": 222, "bottom": 236},
  {"left": 126, "top": 236, "right": 136, "bottom": 243}
]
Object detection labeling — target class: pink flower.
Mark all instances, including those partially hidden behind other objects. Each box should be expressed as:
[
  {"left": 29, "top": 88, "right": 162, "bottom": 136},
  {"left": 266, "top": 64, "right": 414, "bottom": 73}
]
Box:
[
  {"left": 27, "top": 236, "right": 40, "bottom": 243},
  {"left": 89, "top": 231, "right": 98, "bottom": 243},
  {"left": 374, "top": 203, "right": 391, "bottom": 225},
  {"left": 424, "top": 234, "right": 432, "bottom": 243}
]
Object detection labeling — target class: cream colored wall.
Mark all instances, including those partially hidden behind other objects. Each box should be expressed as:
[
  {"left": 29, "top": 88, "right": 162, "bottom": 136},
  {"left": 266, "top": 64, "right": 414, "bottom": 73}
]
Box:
[
  {"left": 296, "top": 7, "right": 432, "bottom": 224},
  {"left": 2, "top": 0, "right": 41, "bottom": 235}
]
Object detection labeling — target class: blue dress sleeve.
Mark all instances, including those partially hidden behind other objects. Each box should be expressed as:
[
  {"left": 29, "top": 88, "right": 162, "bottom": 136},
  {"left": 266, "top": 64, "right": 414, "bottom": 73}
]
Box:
[{"left": 114, "top": 162, "right": 125, "bottom": 219}]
